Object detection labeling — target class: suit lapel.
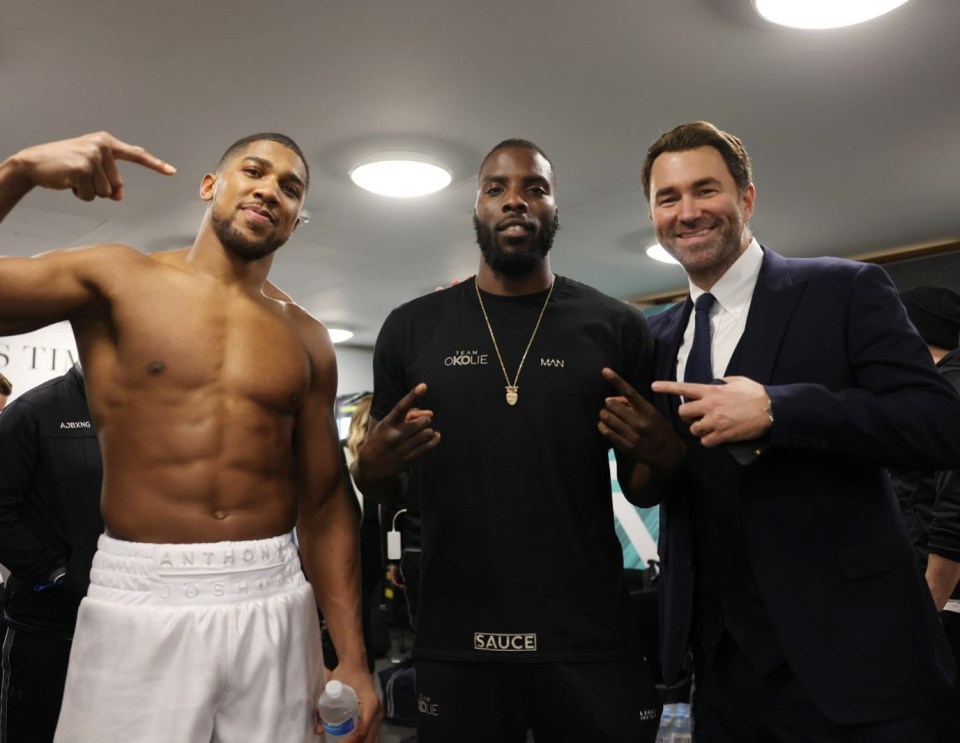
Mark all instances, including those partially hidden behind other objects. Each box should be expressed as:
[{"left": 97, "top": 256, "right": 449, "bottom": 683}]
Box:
[
  {"left": 656, "top": 300, "right": 691, "bottom": 383},
  {"left": 726, "top": 247, "right": 807, "bottom": 383},
  {"left": 653, "top": 299, "right": 693, "bottom": 427}
]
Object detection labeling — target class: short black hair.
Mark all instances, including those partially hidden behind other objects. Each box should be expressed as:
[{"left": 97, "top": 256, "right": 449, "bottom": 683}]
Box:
[
  {"left": 478, "top": 138, "right": 555, "bottom": 183},
  {"left": 218, "top": 133, "right": 310, "bottom": 189}
]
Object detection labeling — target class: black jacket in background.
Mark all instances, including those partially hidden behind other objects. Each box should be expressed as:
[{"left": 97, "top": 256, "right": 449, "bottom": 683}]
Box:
[
  {"left": 890, "top": 347, "right": 960, "bottom": 599},
  {"left": 0, "top": 365, "right": 103, "bottom": 635}
]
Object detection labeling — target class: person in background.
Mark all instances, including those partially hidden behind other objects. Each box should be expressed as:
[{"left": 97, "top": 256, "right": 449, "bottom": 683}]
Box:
[
  {"left": 890, "top": 285, "right": 960, "bottom": 741},
  {"left": 640, "top": 120, "right": 960, "bottom": 741},
  {"left": 341, "top": 393, "right": 387, "bottom": 672},
  {"left": 0, "top": 363, "right": 103, "bottom": 743},
  {"left": 0, "top": 372, "right": 11, "bottom": 410}
]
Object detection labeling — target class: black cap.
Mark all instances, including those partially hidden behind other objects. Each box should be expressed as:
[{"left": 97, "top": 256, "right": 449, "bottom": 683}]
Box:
[{"left": 901, "top": 286, "right": 960, "bottom": 351}]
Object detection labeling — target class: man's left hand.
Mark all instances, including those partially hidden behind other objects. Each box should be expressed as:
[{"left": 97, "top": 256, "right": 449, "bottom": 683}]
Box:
[
  {"left": 652, "top": 376, "right": 772, "bottom": 447},
  {"left": 599, "top": 368, "right": 684, "bottom": 470}
]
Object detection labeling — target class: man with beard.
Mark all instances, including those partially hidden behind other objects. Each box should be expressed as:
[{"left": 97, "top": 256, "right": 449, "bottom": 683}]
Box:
[
  {"left": 0, "top": 132, "right": 380, "bottom": 742},
  {"left": 639, "top": 121, "right": 960, "bottom": 740},
  {"left": 352, "top": 139, "right": 680, "bottom": 742}
]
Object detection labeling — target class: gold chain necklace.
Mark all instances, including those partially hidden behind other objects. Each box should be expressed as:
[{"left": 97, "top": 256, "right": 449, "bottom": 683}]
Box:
[{"left": 475, "top": 276, "right": 555, "bottom": 406}]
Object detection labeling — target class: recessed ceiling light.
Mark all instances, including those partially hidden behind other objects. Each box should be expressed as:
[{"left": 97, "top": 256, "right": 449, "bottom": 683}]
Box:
[
  {"left": 752, "top": 0, "right": 910, "bottom": 29},
  {"left": 350, "top": 151, "right": 452, "bottom": 198},
  {"left": 646, "top": 243, "right": 681, "bottom": 265},
  {"left": 327, "top": 328, "right": 354, "bottom": 344}
]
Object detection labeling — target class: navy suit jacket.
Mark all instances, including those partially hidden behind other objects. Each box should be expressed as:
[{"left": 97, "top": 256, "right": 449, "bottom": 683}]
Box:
[{"left": 649, "top": 247, "right": 960, "bottom": 725}]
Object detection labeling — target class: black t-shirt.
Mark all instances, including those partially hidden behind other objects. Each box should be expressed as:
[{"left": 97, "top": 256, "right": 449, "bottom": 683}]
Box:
[{"left": 372, "top": 275, "right": 653, "bottom": 662}]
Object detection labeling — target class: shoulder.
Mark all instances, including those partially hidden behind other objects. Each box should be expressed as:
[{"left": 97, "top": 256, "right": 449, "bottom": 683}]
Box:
[
  {"left": 36, "top": 242, "right": 149, "bottom": 273},
  {"left": 275, "top": 295, "right": 332, "bottom": 349},
  {"left": 257, "top": 288, "right": 336, "bottom": 376},
  {"left": 20, "top": 364, "right": 85, "bottom": 403},
  {"left": 393, "top": 282, "right": 465, "bottom": 316},
  {"left": 647, "top": 300, "right": 684, "bottom": 332},
  {"left": 6, "top": 371, "right": 73, "bottom": 409},
  {"left": 378, "top": 282, "right": 470, "bottom": 338},
  {"left": 74, "top": 242, "right": 148, "bottom": 263},
  {"left": 554, "top": 275, "right": 646, "bottom": 321},
  {"left": 767, "top": 246, "right": 887, "bottom": 286}
]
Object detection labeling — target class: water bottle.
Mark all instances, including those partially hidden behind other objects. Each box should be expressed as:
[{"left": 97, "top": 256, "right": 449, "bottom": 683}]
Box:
[
  {"left": 317, "top": 679, "right": 360, "bottom": 741},
  {"left": 656, "top": 703, "right": 675, "bottom": 743},
  {"left": 672, "top": 702, "right": 692, "bottom": 743}
]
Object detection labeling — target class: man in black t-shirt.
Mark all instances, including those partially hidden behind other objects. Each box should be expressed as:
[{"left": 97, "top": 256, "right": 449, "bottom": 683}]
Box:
[{"left": 353, "top": 140, "right": 682, "bottom": 742}]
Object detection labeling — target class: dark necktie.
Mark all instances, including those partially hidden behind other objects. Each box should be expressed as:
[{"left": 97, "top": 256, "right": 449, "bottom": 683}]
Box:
[{"left": 685, "top": 293, "right": 716, "bottom": 384}]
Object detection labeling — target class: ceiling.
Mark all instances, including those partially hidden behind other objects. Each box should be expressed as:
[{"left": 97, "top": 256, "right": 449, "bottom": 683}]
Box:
[{"left": 2, "top": 0, "right": 958, "bottom": 348}]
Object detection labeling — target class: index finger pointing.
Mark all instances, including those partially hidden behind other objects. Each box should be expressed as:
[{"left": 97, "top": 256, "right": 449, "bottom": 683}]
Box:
[
  {"left": 386, "top": 383, "right": 428, "bottom": 424},
  {"left": 109, "top": 136, "right": 177, "bottom": 175},
  {"left": 601, "top": 368, "right": 647, "bottom": 405},
  {"left": 651, "top": 380, "right": 708, "bottom": 399}
]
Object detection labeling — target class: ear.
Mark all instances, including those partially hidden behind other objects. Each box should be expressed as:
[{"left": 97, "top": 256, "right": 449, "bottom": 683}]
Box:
[
  {"left": 291, "top": 216, "right": 301, "bottom": 233},
  {"left": 740, "top": 183, "right": 757, "bottom": 222},
  {"left": 199, "top": 173, "right": 218, "bottom": 202}
]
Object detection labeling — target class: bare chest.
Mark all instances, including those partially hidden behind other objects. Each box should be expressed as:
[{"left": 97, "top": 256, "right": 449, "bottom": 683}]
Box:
[{"left": 102, "top": 279, "right": 310, "bottom": 413}]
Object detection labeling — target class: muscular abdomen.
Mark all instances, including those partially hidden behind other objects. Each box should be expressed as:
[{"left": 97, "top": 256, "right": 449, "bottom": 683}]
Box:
[{"left": 77, "top": 263, "right": 312, "bottom": 544}]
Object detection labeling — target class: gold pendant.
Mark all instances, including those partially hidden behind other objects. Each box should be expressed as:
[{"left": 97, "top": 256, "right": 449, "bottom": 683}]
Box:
[{"left": 506, "top": 386, "right": 518, "bottom": 406}]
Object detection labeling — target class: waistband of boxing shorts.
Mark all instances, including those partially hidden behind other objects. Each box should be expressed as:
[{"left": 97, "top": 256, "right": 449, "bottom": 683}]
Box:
[{"left": 87, "top": 533, "right": 307, "bottom": 606}]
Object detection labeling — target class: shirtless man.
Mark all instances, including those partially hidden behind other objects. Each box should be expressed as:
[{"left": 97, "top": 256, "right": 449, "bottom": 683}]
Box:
[{"left": 0, "top": 132, "right": 380, "bottom": 742}]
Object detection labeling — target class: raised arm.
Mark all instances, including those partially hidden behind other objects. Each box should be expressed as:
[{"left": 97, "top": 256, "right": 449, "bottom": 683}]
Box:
[
  {"left": 0, "top": 131, "right": 175, "bottom": 221},
  {"left": 291, "top": 316, "right": 381, "bottom": 742},
  {"left": 0, "top": 132, "right": 175, "bottom": 335},
  {"left": 0, "top": 242, "right": 144, "bottom": 336}
]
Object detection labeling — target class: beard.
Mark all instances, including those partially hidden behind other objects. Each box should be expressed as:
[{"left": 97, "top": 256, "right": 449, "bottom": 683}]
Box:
[
  {"left": 473, "top": 212, "right": 559, "bottom": 278},
  {"left": 212, "top": 210, "right": 287, "bottom": 261},
  {"left": 660, "top": 211, "right": 745, "bottom": 277}
]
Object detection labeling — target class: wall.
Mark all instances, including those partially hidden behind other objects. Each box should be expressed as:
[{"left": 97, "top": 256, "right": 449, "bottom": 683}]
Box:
[
  {"left": 0, "top": 323, "right": 79, "bottom": 403},
  {"left": 335, "top": 345, "right": 374, "bottom": 397}
]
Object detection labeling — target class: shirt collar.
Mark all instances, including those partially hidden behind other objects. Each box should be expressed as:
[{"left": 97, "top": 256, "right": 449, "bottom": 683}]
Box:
[{"left": 688, "top": 238, "right": 763, "bottom": 316}]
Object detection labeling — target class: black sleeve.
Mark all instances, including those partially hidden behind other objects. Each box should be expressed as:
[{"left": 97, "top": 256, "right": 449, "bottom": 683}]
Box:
[
  {"left": 0, "top": 399, "right": 63, "bottom": 582},
  {"left": 624, "top": 306, "right": 655, "bottom": 404},
  {"left": 928, "top": 469, "right": 960, "bottom": 563},
  {"left": 371, "top": 309, "right": 409, "bottom": 422},
  {"left": 927, "top": 366, "right": 960, "bottom": 562},
  {"left": 612, "top": 304, "right": 656, "bottom": 480}
]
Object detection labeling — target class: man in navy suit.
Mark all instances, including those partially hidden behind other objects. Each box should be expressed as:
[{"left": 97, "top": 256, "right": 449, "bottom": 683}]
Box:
[{"left": 638, "top": 121, "right": 960, "bottom": 740}]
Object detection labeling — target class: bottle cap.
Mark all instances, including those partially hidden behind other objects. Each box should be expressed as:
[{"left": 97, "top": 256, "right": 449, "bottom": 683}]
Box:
[{"left": 325, "top": 680, "right": 344, "bottom": 698}]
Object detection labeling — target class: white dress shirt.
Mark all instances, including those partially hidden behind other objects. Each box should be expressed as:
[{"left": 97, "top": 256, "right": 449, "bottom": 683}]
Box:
[{"left": 678, "top": 238, "right": 764, "bottom": 383}]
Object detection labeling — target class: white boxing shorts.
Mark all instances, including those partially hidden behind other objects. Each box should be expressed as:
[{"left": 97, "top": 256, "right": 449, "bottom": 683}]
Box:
[{"left": 54, "top": 534, "right": 322, "bottom": 743}]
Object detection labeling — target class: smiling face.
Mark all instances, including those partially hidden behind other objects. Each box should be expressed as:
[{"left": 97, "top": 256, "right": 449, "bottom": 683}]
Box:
[
  {"left": 649, "top": 146, "right": 756, "bottom": 290},
  {"left": 201, "top": 139, "right": 307, "bottom": 262},
  {"left": 473, "top": 146, "right": 559, "bottom": 278}
]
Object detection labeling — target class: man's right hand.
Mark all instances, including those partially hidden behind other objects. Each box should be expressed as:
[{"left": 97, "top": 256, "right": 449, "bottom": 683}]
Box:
[
  {"left": 353, "top": 383, "right": 440, "bottom": 490},
  {"left": 5, "top": 131, "right": 175, "bottom": 203}
]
